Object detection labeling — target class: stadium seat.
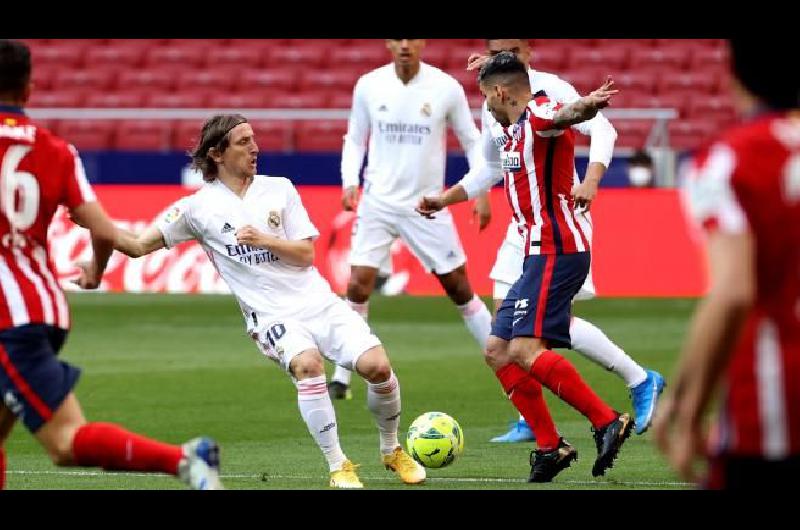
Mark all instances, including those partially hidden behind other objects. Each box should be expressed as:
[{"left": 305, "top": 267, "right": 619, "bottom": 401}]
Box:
[
  {"left": 657, "top": 72, "right": 719, "bottom": 96},
  {"left": 84, "top": 91, "right": 147, "bottom": 108},
  {"left": 331, "top": 46, "right": 388, "bottom": 70},
  {"left": 265, "top": 46, "right": 326, "bottom": 68},
  {"left": 610, "top": 71, "right": 659, "bottom": 96},
  {"left": 145, "top": 46, "right": 207, "bottom": 68},
  {"left": 146, "top": 92, "right": 209, "bottom": 108},
  {"left": 567, "top": 47, "right": 629, "bottom": 72},
  {"left": 687, "top": 95, "right": 736, "bottom": 123},
  {"left": 297, "top": 69, "right": 363, "bottom": 92},
  {"left": 206, "top": 91, "right": 270, "bottom": 109},
  {"left": 247, "top": 120, "right": 295, "bottom": 152},
  {"left": 57, "top": 120, "right": 115, "bottom": 150},
  {"left": 105, "top": 38, "right": 170, "bottom": 48},
  {"left": 668, "top": 120, "right": 719, "bottom": 151},
  {"left": 29, "top": 44, "right": 86, "bottom": 67},
  {"left": 446, "top": 70, "right": 480, "bottom": 95},
  {"left": 206, "top": 47, "right": 263, "bottom": 69},
  {"left": 530, "top": 47, "right": 568, "bottom": 72},
  {"left": 227, "top": 38, "right": 291, "bottom": 49},
  {"left": 611, "top": 120, "right": 655, "bottom": 149},
  {"left": 445, "top": 45, "right": 482, "bottom": 70},
  {"left": 689, "top": 47, "right": 730, "bottom": 72},
  {"left": 173, "top": 120, "right": 207, "bottom": 152},
  {"left": 84, "top": 45, "right": 146, "bottom": 68},
  {"left": 117, "top": 68, "right": 177, "bottom": 92},
  {"left": 653, "top": 38, "right": 721, "bottom": 49},
  {"left": 627, "top": 93, "right": 689, "bottom": 117},
  {"left": 295, "top": 120, "right": 347, "bottom": 152},
  {"left": 629, "top": 48, "right": 690, "bottom": 71},
  {"left": 421, "top": 48, "right": 448, "bottom": 69},
  {"left": 593, "top": 38, "right": 655, "bottom": 49},
  {"left": 30, "top": 64, "right": 60, "bottom": 91},
  {"left": 329, "top": 92, "right": 353, "bottom": 109},
  {"left": 559, "top": 69, "right": 606, "bottom": 95},
  {"left": 263, "top": 92, "right": 330, "bottom": 109},
  {"left": 235, "top": 69, "right": 299, "bottom": 92},
  {"left": 176, "top": 69, "right": 237, "bottom": 92},
  {"left": 53, "top": 69, "right": 117, "bottom": 91},
  {"left": 164, "top": 38, "right": 229, "bottom": 47},
  {"left": 26, "top": 90, "right": 86, "bottom": 108},
  {"left": 114, "top": 120, "right": 173, "bottom": 150}
]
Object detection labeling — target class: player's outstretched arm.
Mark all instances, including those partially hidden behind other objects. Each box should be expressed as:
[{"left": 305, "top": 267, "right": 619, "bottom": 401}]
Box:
[
  {"left": 235, "top": 225, "right": 315, "bottom": 267},
  {"left": 69, "top": 201, "right": 118, "bottom": 289},
  {"left": 416, "top": 185, "right": 469, "bottom": 219},
  {"left": 552, "top": 77, "right": 618, "bottom": 129},
  {"left": 114, "top": 223, "right": 167, "bottom": 258}
]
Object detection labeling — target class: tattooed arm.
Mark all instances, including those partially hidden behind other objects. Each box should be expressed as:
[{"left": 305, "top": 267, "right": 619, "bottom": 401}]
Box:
[{"left": 551, "top": 77, "right": 618, "bottom": 129}]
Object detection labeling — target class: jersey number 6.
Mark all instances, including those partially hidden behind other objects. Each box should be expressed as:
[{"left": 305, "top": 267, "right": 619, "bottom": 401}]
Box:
[{"left": 0, "top": 145, "right": 40, "bottom": 231}]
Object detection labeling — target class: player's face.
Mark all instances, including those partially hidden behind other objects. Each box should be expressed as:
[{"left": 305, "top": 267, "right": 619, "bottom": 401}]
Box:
[
  {"left": 386, "top": 39, "right": 425, "bottom": 67},
  {"left": 486, "top": 39, "right": 532, "bottom": 67},
  {"left": 481, "top": 82, "right": 511, "bottom": 126},
  {"left": 220, "top": 123, "right": 258, "bottom": 178}
]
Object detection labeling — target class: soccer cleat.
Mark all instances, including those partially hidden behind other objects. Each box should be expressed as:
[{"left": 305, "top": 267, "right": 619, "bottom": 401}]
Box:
[
  {"left": 630, "top": 370, "right": 666, "bottom": 435},
  {"left": 179, "top": 437, "right": 224, "bottom": 490},
  {"left": 327, "top": 381, "right": 352, "bottom": 400},
  {"left": 329, "top": 460, "right": 364, "bottom": 489},
  {"left": 490, "top": 419, "right": 537, "bottom": 443},
  {"left": 528, "top": 438, "right": 578, "bottom": 483},
  {"left": 383, "top": 446, "right": 426, "bottom": 484},
  {"left": 591, "top": 412, "right": 634, "bottom": 477}
]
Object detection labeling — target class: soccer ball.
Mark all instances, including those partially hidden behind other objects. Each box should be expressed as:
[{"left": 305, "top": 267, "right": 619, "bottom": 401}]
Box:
[{"left": 406, "top": 412, "right": 464, "bottom": 468}]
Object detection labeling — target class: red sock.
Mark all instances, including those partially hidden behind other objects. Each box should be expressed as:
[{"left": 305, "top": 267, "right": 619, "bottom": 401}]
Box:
[
  {"left": 72, "top": 422, "right": 184, "bottom": 475},
  {"left": 0, "top": 447, "right": 6, "bottom": 490},
  {"left": 530, "top": 350, "right": 617, "bottom": 429},
  {"left": 495, "top": 363, "right": 560, "bottom": 451}
]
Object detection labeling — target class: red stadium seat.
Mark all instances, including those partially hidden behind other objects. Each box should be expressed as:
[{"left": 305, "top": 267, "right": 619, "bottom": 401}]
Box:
[
  {"left": 653, "top": 38, "right": 722, "bottom": 49},
  {"left": 145, "top": 46, "right": 207, "bottom": 68},
  {"left": 235, "top": 69, "right": 299, "bottom": 92},
  {"left": 611, "top": 71, "right": 659, "bottom": 96},
  {"left": 26, "top": 90, "right": 86, "bottom": 108},
  {"left": 329, "top": 92, "right": 353, "bottom": 109},
  {"left": 567, "top": 47, "right": 629, "bottom": 72},
  {"left": 265, "top": 46, "right": 326, "bottom": 68},
  {"left": 206, "top": 47, "right": 263, "bottom": 69},
  {"left": 146, "top": 92, "right": 209, "bottom": 108},
  {"left": 446, "top": 45, "right": 482, "bottom": 70},
  {"left": 227, "top": 38, "right": 290, "bottom": 49},
  {"left": 295, "top": 120, "right": 347, "bottom": 152},
  {"left": 206, "top": 91, "right": 270, "bottom": 109},
  {"left": 29, "top": 44, "right": 86, "bottom": 67},
  {"left": 117, "top": 68, "right": 177, "bottom": 92},
  {"left": 29, "top": 64, "right": 60, "bottom": 91},
  {"left": 530, "top": 47, "right": 567, "bottom": 72},
  {"left": 668, "top": 120, "right": 718, "bottom": 151},
  {"left": 175, "top": 69, "right": 237, "bottom": 92},
  {"left": 57, "top": 120, "right": 115, "bottom": 150},
  {"left": 629, "top": 48, "right": 690, "bottom": 71},
  {"left": 687, "top": 95, "right": 736, "bottom": 123},
  {"left": 657, "top": 72, "right": 719, "bottom": 96},
  {"left": 446, "top": 69, "right": 480, "bottom": 95},
  {"left": 297, "top": 69, "right": 363, "bottom": 92},
  {"left": 593, "top": 38, "right": 655, "bottom": 49},
  {"left": 105, "top": 38, "right": 170, "bottom": 48},
  {"left": 331, "top": 46, "right": 388, "bottom": 70},
  {"left": 173, "top": 120, "right": 207, "bottom": 152},
  {"left": 263, "top": 92, "right": 330, "bottom": 109},
  {"left": 84, "top": 45, "right": 146, "bottom": 68},
  {"left": 612, "top": 119, "right": 655, "bottom": 149},
  {"left": 53, "top": 69, "right": 117, "bottom": 91},
  {"left": 164, "top": 39, "right": 229, "bottom": 47},
  {"left": 114, "top": 120, "right": 173, "bottom": 150},
  {"left": 421, "top": 48, "right": 448, "bottom": 69},
  {"left": 689, "top": 47, "right": 730, "bottom": 72},
  {"left": 627, "top": 94, "right": 689, "bottom": 117},
  {"left": 248, "top": 120, "right": 295, "bottom": 152},
  {"left": 84, "top": 91, "right": 147, "bottom": 108},
  {"left": 559, "top": 70, "right": 605, "bottom": 95}
]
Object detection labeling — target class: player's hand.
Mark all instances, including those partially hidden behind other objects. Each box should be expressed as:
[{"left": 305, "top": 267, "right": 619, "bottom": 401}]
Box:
[
  {"left": 652, "top": 393, "right": 707, "bottom": 483},
  {"left": 585, "top": 76, "right": 618, "bottom": 110},
  {"left": 71, "top": 261, "right": 102, "bottom": 290},
  {"left": 235, "top": 225, "right": 268, "bottom": 247},
  {"left": 466, "top": 52, "right": 489, "bottom": 71},
  {"left": 342, "top": 186, "right": 359, "bottom": 212},
  {"left": 473, "top": 195, "right": 492, "bottom": 231},
  {"left": 571, "top": 179, "right": 599, "bottom": 211},
  {"left": 416, "top": 196, "right": 445, "bottom": 219}
]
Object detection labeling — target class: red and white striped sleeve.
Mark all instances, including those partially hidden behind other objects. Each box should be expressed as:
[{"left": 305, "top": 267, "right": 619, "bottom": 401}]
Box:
[
  {"left": 61, "top": 144, "right": 97, "bottom": 210},
  {"left": 682, "top": 142, "right": 749, "bottom": 235}
]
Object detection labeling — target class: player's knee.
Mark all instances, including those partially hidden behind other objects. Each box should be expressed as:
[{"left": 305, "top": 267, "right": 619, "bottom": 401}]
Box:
[
  {"left": 484, "top": 337, "right": 510, "bottom": 370},
  {"left": 347, "top": 277, "right": 373, "bottom": 303},
  {"left": 355, "top": 347, "right": 391, "bottom": 383},
  {"left": 291, "top": 351, "right": 325, "bottom": 380}
]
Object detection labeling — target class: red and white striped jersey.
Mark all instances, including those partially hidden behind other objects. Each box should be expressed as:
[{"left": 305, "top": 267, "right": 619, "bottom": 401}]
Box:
[
  {"left": 497, "top": 97, "right": 589, "bottom": 256},
  {"left": 683, "top": 111, "right": 800, "bottom": 458},
  {"left": 0, "top": 107, "right": 96, "bottom": 331}
]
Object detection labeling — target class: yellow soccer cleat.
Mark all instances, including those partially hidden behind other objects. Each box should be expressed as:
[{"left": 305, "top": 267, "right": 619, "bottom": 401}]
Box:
[
  {"left": 382, "top": 446, "right": 426, "bottom": 484},
  {"left": 329, "top": 460, "right": 364, "bottom": 489}
]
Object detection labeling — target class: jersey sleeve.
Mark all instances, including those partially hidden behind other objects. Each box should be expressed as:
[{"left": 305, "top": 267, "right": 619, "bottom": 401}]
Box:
[
  {"left": 283, "top": 181, "right": 320, "bottom": 241},
  {"left": 156, "top": 197, "right": 197, "bottom": 249},
  {"left": 340, "top": 76, "right": 370, "bottom": 189},
  {"left": 681, "top": 143, "right": 749, "bottom": 235},
  {"left": 446, "top": 79, "right": 483, "bottom": 178},
  {"left": 528, "top": 97, "right": 564, "bottom": 135},
  {"left": 61, "top": 144, "right": 97, "bottom": 209}
]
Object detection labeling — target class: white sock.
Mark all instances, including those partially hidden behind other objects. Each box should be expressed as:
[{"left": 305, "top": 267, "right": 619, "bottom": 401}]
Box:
[
  {"left": 366, "top": 371, "right": 401, "bottom": 455},
  {"left": 457, "top": 295, "right": 492, "bottom": 350},
  {"left": 570, "top": 317, "right": 647, "bottom": 388},
  {"left": 296, "top": 375, "right": 348, "bottom": 472},
  {"left": 331, "top": 300, "right": 370, "bottom": 386}
]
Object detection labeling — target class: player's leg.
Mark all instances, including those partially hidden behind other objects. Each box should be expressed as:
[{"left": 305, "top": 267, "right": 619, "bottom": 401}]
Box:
[
  {"left": 398, "top": 209, "right": 492, "bottom": 349},
  {"left": 0, "top": 403, "right": 15, "bottom": 490}
]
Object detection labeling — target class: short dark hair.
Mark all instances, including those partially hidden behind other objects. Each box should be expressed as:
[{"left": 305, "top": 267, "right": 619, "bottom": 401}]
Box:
[
  {"left": 729, "top": 39, "right": 799, "bottom": 110},
  {"left": 0, "top": 40, "right": 32, "bottom": 99},
  {"left": 190, "top": 114, "right": 249, "bottom": 182},
  {"left": 478, "top": 51, "right": 530, "bottom": 90}
]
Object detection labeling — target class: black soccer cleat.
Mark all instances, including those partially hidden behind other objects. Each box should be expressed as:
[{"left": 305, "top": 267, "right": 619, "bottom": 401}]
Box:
[
  {"left": 528, "top": 438, "right": 578, "bottom": 483},
  {"left": 591, "top": 412, "right": 634, "bottom": 477},
  {"left": 327, "top": 381, "right": 352, "bottom": 400}
]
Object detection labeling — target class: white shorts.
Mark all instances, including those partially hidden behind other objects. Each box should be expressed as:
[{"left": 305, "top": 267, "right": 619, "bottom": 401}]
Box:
[
  {"left": 349, "top": 201, "right": 466, "bottom": 275},
  {"left": 252, "top": 294, "right": 381, "bottom": 378},
  {"left": 490, "top": 211, "right": 596, "bottom": 301}
]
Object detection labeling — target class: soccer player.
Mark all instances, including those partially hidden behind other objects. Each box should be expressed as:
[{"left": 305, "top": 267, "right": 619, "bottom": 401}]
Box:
[
  {"left": 0, "top": 39, "right": 221, "bottom": 491},
  {"left": 111, "top": 113, "right": 426, "bottom": 489},
  {"left": 472, "top": 39, "right": 665, "bottom": 443},
  {"left": 417, "top": 52, "right": 633, "bottom": 482},
  {"left": 653, "top": 39, "right": 800, "bottom": 489},
  {"left": 329, "top": 38, "right": 494, "bottom": 399}
]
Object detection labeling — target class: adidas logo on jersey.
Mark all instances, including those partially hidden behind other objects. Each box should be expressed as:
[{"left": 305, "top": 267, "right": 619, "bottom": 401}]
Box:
[{"left": 221, "top": 222, "right": 235, "bottom": 234}]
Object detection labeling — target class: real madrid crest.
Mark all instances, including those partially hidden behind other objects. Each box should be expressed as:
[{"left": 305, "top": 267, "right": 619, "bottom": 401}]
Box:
[
  {"left": 421, "top": 102, "right": 432, "bottom": 117},
  {"left": 268, "top": 210, "right": 281, "bottom": 229}
]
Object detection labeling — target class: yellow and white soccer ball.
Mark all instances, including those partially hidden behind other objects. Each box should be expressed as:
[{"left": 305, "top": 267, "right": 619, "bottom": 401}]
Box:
[{"left": 406, "top": 412, "right": 464, "bottom": 468}]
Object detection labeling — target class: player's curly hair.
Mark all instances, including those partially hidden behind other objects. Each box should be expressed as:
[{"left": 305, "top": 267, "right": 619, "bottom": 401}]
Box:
[
  {"left": 190, "top": 114, "right": 249, "bottom": 182},
  {"left": 0, "top": 40, "right": 31, "bottom": 99},
  {"left": 477, "top": 51, "right": 530, "bottom": 89}
]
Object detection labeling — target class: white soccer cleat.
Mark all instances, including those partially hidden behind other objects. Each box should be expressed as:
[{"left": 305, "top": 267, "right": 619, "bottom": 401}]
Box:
[{"left": 179, "top": 437, "right": 224, "bottom": 490}]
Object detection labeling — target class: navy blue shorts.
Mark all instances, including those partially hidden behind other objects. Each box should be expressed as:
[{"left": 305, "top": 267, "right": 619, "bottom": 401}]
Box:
[
  {"left": 0, "top": 324, "right": 79, "bottom": 433},
  {"left": 491, "top": 252, "right": 590, "bottom": 348}
]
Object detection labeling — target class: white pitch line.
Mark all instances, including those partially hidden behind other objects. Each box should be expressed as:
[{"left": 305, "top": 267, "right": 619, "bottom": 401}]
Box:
[{"left": 6, "top": 470, "right": 692, "bottom": 487}]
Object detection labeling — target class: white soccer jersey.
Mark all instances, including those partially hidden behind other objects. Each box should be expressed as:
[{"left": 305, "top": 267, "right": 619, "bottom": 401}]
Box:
[
  {"left": 341, "top": 62, "right": 483, "bottom": 213},
  {"left": 156, "top": 176, "right": 334, "bottom": 332}
]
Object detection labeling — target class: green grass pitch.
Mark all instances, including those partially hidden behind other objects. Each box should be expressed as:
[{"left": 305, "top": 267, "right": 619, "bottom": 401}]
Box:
[{"left": 3, "top": 294, "right": 696, "bottom": 490}]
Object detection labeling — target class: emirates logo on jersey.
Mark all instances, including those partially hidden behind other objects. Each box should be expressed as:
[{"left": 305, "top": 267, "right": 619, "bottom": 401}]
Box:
[
  {"left": 421, "top": 102, "right": 432, "bottom": 117},
  {"left": 268, "top": 211, "right": 281, "bottom": 229}
]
